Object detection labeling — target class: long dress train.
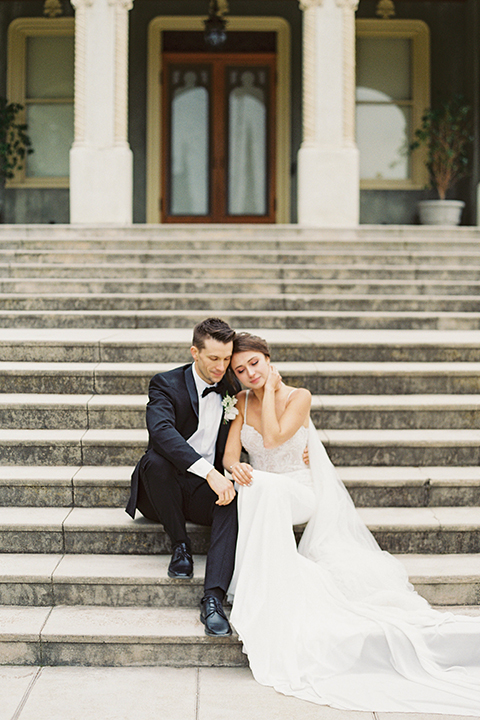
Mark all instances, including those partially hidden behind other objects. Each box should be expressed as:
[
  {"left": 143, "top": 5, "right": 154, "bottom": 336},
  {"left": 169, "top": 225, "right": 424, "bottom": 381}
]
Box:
[{"left": 227, "top": 392, "right": 480, "bottom": 714}]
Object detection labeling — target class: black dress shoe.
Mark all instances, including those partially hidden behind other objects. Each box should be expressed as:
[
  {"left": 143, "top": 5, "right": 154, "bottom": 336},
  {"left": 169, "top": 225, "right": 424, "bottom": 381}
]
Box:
[
  {"left": 200, "top": 595, "right": 232, "bottom": 636},
  {"left": 168, "top": 542, "right": 193, "bottom": 578}
]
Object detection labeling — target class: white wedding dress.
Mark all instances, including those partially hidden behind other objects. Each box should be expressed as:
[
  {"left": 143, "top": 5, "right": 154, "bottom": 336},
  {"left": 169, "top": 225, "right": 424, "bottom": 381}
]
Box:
[{"left": 227, "top": 391, "right": 480, "bottom": 715}]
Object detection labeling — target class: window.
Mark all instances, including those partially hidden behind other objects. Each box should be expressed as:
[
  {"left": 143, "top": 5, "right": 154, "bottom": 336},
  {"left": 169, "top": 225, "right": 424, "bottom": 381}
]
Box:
[
  {"left": 7, "top": 18, "right": 74, "bottom": 188},
  {"left": 356, "top": 20, "right": 430, "bottom": 189}
]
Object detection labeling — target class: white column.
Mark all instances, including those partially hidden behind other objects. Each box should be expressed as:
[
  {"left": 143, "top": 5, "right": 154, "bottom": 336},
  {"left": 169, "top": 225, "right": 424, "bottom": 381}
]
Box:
[
  {"left": 70, "top": 0, "right": 133, "bottom": 224},
  {"left": 297, "top": 0, "right": 360, "bottom": 227}
]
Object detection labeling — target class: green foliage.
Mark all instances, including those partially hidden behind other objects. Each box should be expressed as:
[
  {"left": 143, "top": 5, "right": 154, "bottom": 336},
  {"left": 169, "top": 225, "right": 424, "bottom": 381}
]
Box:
[
  {"left": 410, "top": 96, "right": 473, "bottom": 200},
  {"left": 0, "top": 97, "right": 33, "bottom": 180}
]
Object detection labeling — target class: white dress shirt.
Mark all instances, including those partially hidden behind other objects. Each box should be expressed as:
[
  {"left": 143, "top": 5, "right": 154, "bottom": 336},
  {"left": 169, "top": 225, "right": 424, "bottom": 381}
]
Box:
[{"left": 186, "top": 363, "right": 224, "bottom": 479}]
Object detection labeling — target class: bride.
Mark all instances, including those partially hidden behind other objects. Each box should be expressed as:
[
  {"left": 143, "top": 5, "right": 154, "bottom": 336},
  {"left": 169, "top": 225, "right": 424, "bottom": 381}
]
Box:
[{"left": 223, "top": 331, "right": 480, "bottom": 715}]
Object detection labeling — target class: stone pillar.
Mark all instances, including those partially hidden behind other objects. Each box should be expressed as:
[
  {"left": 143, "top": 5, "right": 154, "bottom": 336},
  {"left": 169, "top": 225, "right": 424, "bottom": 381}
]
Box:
[
  {"left": 298, "top": 0, "right": 360, "bottom": 227},
  {"left": 70, "top": 0, "right": 133, "bottom": 224}
]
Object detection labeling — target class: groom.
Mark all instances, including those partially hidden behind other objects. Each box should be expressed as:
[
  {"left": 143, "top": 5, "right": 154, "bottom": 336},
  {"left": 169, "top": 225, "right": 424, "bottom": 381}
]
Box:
[{"left": 126, "top": 317, "right": 240, "bottom": 636}]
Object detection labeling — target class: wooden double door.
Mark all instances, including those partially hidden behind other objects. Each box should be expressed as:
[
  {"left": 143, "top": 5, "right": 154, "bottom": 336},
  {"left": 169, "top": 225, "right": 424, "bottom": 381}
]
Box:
[{"left": 162, "top": 52, "right": 276, "bottom": 223}]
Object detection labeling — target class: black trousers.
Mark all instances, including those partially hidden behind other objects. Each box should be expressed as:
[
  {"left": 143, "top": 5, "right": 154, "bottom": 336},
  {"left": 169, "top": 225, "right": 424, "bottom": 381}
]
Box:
[{"left": 136, "top": 448, "right": 238, "bottom": 595}]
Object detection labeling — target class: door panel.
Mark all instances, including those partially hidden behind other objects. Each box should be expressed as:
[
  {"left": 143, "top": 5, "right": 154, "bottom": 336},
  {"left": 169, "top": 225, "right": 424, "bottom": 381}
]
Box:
[
  {"left": 162, "top": 53, "right": 276, "bottom": 223},
  {"left": 169, "top": 65, "right": 210, "bottom": 216}
]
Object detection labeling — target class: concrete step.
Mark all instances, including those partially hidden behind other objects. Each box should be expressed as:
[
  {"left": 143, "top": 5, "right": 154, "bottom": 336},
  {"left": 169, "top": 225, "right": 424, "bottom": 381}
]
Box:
[
  {"left": 324, "top": 428, "right": 480, "bottom": 466},
  {"left": 2, "top": 466, "right": 480, "bottom": 509},
  {"left": 0, "top": 394, "right": 147, "bottom": 430},
  {"left": 312, "top": 394, "right": 480, "bottom": 430},
  {"left": 339, "top": 466, "right": 480, "bottom": 507},
  {"left": 2, "top": 393, "right": 480, "bottom": 430},
  {"left": 3, "top": 329, "right": 480, "bottom": 363},
  {"left": 2, "top": 309, "right": 480, "bottom": 330},
  {"left": 2, "top": 293, "right": 480, "bottom": 313},
  {"left": 1, "top": 552, "right": 479, "bottom": 608},
  {"left": 1, "top": 278, "right": 480, "bottom": 296},
  {"left": 3, "top": 361, "right": 480, "bottom": 396},
  {"left": 3, "top": 248, "right": 480, "bottom": 267},
  {"left": 0, "top": 466, "right": 131, "bottom": 508},
  {"left": 2, "top": 427, "right": 480, "bottom": 466},
  {"left": 1, "top": 465, "right": 479, "bottom": 510},
  {"left": 0, "top": 604, "right": 246, "bottom": 667},
  {"left": 1, "top": 505, "right": 480, "bottom": 554},
  {"left": 0, "top": 221, "right": 479, "bottom": 243},
  {"left": 2, "top": 263, "right": 480, "bottom": 282}
]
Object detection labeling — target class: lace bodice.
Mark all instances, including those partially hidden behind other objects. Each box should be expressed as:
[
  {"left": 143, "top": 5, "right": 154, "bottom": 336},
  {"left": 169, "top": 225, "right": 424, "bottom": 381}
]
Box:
[{"left": 240, "top": 390, "right": 310, "bottom": 475}]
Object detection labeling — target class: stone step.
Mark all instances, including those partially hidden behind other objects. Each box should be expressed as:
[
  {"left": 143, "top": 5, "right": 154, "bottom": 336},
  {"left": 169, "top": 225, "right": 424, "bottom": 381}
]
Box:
[
  {"left": 313, "top": 394, "right": 480, "bottom": 430},
  {"left": 3, "top": 361, "right": 480, "bottom": 396},
  {"left": 1, "top": 278, "right": 480, "bottom": 296},
  {"left": 2, "top": 309, "right": 480, "bottom": 330},
  {"left": 0, "top": 222, "right": 479, "bottom": 248},
  {"left": 3, "top": 248, "right": 480, "bottom": 266},
  {"left": 3, "top": 328, "right": 480, "bottom": 363},
  {"left": 2, "top": 293, "right": 480, "bottom": 313},
  {"left": 2, "top": 466, "right": 480, "bottom": 509},
  {"left": 0, "top": 604, "right": 246, "bottom": 667},
  {"left": 1, "top": 465, "right": 479, "bottom": 510},
  {"left": 0, "top": 466, "right": 131, "bottom": 508},
  {"left": 1, "top": 505, "right": 480, "bottom": 554},
  {"left": 1, "top": 552, "right": 479, "bottom": 608},
  {"left": 2, "top": 393, "right": 480, "bottom": 430},
  {"left": 1, "top": 427, "right": 480, "bottom": 466},
  {"left": 2, "top": 263, "right": 480, "bottom": 282}
]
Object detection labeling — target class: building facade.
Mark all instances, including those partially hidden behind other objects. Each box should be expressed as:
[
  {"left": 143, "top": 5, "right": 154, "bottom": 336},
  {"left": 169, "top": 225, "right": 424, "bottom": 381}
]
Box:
[{"left": 0, "top": 0, "right": 478, "bottom": 226}]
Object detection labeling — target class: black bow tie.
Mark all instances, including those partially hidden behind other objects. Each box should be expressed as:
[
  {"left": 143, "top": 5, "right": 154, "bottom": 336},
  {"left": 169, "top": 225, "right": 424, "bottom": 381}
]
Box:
[{"left": 202, "top": 384, "right": 223, "bottom": 398}]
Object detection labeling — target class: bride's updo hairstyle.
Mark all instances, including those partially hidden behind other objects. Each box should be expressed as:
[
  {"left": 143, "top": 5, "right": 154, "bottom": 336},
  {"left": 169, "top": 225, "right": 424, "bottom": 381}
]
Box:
[{"left": 232, "top": 332, "right": 270, "bottom": 359}]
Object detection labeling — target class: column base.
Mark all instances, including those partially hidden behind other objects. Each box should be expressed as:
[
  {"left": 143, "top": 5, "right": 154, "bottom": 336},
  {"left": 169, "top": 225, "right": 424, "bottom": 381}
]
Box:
[
  {"left": 70, "top": 143, "right": 133, "bottom": 224},
  {"left": 297, "top": 144, "right": 359, "bottom": 227}
]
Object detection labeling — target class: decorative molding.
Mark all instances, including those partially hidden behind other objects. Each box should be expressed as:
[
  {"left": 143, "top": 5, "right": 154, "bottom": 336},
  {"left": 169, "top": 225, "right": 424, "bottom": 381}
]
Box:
[
  {"left": 376, "top": 0, "right": 395, "bottom": 19},
  {"left": 43, "top": 0, "right": 63, "bottom": 17}
]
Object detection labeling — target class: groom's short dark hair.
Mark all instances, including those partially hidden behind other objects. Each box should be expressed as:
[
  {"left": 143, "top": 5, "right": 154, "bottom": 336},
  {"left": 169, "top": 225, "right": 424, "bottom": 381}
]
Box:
[{"left": 192, "top": 318, "right": 235, "bottom": 350}]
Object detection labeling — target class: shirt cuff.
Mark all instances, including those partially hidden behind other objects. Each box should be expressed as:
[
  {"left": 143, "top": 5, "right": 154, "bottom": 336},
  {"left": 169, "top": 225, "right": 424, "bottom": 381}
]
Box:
[{"left": 187, "top": 458, "right": 215, "bottom": 480}]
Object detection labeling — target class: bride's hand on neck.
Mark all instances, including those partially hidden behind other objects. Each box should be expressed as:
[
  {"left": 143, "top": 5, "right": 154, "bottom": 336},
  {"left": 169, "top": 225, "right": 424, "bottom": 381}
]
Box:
[{"left": 264, "top": 365, "right": 282, "bottom": 393}]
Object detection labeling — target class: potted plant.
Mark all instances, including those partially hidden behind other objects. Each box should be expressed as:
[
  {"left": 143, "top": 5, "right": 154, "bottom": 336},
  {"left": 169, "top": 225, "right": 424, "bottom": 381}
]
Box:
[
  {"left": 410, "top": 95, "right": 473, "bottom": 225},
  {"left": 0, "top": 98, "right": 33, "bottom": 222}
]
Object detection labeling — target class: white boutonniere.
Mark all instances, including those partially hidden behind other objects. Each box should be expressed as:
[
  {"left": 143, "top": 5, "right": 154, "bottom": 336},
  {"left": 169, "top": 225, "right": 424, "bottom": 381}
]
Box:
[{"left": 222, "top": 393, "right": 239, "bottom": 424}]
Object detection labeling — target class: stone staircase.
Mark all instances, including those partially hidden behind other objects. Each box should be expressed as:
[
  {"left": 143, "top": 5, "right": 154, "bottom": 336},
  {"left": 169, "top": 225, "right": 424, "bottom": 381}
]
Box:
[{"left": 1, "top": 223, "right": 480, "bottom": 667}]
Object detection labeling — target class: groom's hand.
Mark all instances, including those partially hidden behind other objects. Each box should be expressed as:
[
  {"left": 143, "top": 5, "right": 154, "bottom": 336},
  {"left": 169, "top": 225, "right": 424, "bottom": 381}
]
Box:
[{"left": 206, "top": 469, "right": 236, "bottom": 506}]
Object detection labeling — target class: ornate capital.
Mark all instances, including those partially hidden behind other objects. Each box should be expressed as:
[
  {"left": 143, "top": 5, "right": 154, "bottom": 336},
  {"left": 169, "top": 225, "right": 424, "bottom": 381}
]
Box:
[
  {"left": 299, "top": 0, "right": 323, "bottom": 11},
  {"left": 70, "top": 0, "right": 93, "bottom": 9},
  {"left": 335, "top": 0, "right": 359, "bottom": 9},
  {"left": 299, "top": 0, "right": 358, "bottom": 10},
  {"left": 108, "top": 0, "right": 133, "bottom": 9}
]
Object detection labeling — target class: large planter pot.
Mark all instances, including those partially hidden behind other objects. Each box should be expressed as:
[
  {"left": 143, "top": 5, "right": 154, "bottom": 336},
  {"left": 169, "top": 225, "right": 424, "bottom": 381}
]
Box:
[{"left": 417, "top": 199, "right": 465, "bottom": 226}]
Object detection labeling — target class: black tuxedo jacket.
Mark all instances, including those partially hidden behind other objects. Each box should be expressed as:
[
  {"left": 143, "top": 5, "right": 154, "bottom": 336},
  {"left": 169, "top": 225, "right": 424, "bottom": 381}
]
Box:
[{"left": 126, "top": 363, "right": 238, "bottom": 518}]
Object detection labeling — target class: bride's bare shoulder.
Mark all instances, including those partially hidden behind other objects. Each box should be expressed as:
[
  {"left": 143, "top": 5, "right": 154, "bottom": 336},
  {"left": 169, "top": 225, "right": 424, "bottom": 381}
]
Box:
[
  {"left": 286, "top": 387, "right": 311, "bottom": 404},
  {"left": 235, "top": 389, "right": 248, "bottom": 409}
]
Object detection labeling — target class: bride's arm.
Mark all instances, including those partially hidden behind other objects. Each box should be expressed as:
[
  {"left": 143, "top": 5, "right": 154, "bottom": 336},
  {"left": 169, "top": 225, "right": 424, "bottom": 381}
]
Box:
[
  {"left": 223, "top": 393, "right": 253, "bottom": 486},
  {"left": 261, "top": 367, "right": 311, "bottom": 449}
]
